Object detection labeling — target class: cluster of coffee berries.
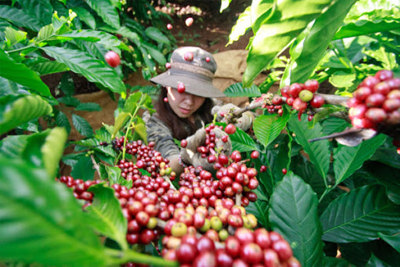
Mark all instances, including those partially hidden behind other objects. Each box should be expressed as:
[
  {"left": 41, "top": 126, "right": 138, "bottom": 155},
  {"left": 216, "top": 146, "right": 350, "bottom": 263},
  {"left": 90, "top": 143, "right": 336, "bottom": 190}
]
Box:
[
  {"left": 162, "top": 228, "right": 299, "bottom": 267},
  {"left": 347, "top": 70, "right": 400, "bottom": 130},
  {"left": 57, "top": 176, "right": 101, "bottom": 203},
  {"left": 113, "top": 138, "right": 176, "bottom": 180},
  {"left": 181, "top": 124, "right": 230, "bottom": 163},
  {"left": 277, "top": 80, "right": 325, "bottom": 120}
]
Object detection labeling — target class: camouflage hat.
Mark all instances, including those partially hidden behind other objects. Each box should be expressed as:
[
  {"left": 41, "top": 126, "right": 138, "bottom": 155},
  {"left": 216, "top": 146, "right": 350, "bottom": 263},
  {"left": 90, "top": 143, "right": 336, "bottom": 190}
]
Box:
[{"left": 150, "top": 46, "right": 225, "bottom": 98}]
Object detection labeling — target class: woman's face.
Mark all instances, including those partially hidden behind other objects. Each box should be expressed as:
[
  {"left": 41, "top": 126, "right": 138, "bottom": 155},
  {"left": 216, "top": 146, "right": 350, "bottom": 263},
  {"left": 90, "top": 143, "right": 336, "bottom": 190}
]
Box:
[{"left": 167, "top": 87, "right": 205, "bottom": 120}]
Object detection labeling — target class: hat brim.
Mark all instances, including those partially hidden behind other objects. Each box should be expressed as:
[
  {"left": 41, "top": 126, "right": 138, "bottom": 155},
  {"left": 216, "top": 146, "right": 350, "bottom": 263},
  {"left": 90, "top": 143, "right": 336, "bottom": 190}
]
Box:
[{"left": 150, "top": 72, "right": 226, "bottom": 98}]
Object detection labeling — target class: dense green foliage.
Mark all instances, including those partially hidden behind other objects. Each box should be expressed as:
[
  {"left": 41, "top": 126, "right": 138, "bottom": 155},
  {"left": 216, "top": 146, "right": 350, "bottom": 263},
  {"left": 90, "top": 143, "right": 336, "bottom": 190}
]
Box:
[{"left": 1, "top": 0, "right": 400, "bottom": 266}]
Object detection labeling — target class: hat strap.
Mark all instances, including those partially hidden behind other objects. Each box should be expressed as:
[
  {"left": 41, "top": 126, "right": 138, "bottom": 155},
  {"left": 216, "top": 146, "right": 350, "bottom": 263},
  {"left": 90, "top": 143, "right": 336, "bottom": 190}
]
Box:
[{"left": 170, "top": 62, "right": 214, "bottom": 79}]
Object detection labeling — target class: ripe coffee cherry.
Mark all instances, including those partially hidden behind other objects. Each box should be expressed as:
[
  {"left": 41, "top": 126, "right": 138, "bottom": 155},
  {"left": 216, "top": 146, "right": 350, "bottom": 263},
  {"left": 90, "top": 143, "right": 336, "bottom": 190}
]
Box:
[
  {"left": 176, "top": 243, "right": 197, "bottom": 264},
  {"left": 272, "top": 95, "right": 283, "bottom": 105},
  {"left": 375, "top": 69, "right": 393, "bottom": 81},
  {"left": 181, "top": 139, "right": 188, "bottom": 148},
  {"left": 240, "top": 243, "right": 263, "bottom": 264},
  {"left": 163, "top": 97, "right": 168, "bottom": 103},
  {"left": 177, "top": 83, "right": 186, "bottom": 93},
  {"left": 304, "top": 79, "right": 319, "bottom": 93},
  {"left": 365, "top": 108, "right": 387, "bottom": 123},
  {"left": 288, "top": 83, "right": 302, "bottom": 98},
  {"left": 310, "top": 95, "right": 325, "bottom": 108},
  {"left": 250, "top": 150, "right": 259, "bottom": 159},
  {"left": 354, "top": 87, "right": 372, "bottom": 101},
  {"left": 225, "top": 124, "right": 236, "bottom": 135},
  {"left": 193, "top": 251, "right": 216, "bottom": 267},
  {"left": 292, "top": 98, "right": 307, "bottom": 112},
  {"left": 184, "top": 52, "right": 194, "bottom": 61},
  {"left": 282, "top": 168, "right": 287, "bottom": 174},
  {"left": 185, "top": 17, "right": 194, "bottom": 27},
  {"left": 167, "top": 23, "right": 173, "bottom": 30},
  {"left": 272, "top": 240, "right": 293, "bottom": 262},
  {"left": 365, "top": 93, "right": 385, "bottom": 107},
  {"left": 260, "top": 165, "right": 267, "bottom": 172},
  {"left": 105, "top": 51, "right": 120, "bottom": 67},
  {"left": 383, "top": 98, "right": 400, "bottom": 112}
]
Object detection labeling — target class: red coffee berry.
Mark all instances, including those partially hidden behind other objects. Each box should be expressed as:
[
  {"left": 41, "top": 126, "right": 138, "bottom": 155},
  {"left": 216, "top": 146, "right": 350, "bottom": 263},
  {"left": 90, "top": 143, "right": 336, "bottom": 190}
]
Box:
[
  {"left": 105, "top": 51, "right": 121, "bottom": 67},
  {"left": 292, "top": 98, "right": 307, "bottom": 112},
  {"left": 282, "top": 168, "right": 287, "bottom": 174},
  {"left": 177, "top": 82, "right": 186, "bottom": 93},
  {"left": 288, "top": 83, "right": 302, "bottom": 98},
  {"left": 354, "top": 87, "right": 372, "bottom": 101},
  {"left": 375, "top": 70, "right": 393, "bottom": 81},
  {"left": 176, "top": 243, "right": 197, "bottom": 264},
  {"left": 365, "top": 108, "right": 387, "bottom": 123},
  {"left": 167, "top": 23, "right": 173, "bottom": 30},
  {"left": 304, "top": 79, "right": 319, "bottom": 93},
  {"left": 184, "top": 52, "right": 194, "bottom": 61},
  {"left": 260, "top": 165, "right": 267, "bottom": 172},
  {"left": 272, "top": 240, "right": 293, "bottom": 262},
  {"left": 240, "top": 243, "right": 263, "bottom": 264},
  {"left": 310, "top": 95, "right": 325, "bottom": 108},
  {"left": 181, "top": 139, "right": 188, "bottom": 148},
  {"left": 225, "top": 124, "right": 236, "bottom": 135},
  {"left": 250, "top": 150, "right": 259, "bottom": 159},
  {"left": 365, "top": 93, "right": 385, "bottom": 107}
]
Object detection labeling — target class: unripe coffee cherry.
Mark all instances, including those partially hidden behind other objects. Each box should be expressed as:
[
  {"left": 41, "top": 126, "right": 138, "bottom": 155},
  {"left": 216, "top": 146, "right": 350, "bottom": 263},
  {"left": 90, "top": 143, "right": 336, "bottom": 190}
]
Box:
[{"left": 299, "top": 90, "right": 314, "bottom": 102}]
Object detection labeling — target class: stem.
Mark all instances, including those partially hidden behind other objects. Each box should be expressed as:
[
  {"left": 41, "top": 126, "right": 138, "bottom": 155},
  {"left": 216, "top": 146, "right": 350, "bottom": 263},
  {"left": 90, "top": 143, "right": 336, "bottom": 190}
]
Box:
[
  {"left": 121, "top": 94, "right": 147, "bottom": 160},
  {"left": 6, "top": 43, "right": 36, "bottom": 54},
  {"left": 90, "top": 155, "right": 101, "bottom": 179},
  {"left": 318, "top": 93, "right": 349, "bottom": 106}
]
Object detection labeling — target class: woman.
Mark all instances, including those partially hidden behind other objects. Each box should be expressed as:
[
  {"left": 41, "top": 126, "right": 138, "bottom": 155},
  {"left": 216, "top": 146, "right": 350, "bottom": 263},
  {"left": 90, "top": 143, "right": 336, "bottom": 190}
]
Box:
[{"left": 146, "top": 46, "right": 227, "bottom": 174}]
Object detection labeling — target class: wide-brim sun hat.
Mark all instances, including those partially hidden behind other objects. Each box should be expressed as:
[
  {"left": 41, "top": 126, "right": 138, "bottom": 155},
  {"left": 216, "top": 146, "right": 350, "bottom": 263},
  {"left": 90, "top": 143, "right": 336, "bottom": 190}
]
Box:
[{"left": 150, "top": 46, "right": 226, "bottom": 98}]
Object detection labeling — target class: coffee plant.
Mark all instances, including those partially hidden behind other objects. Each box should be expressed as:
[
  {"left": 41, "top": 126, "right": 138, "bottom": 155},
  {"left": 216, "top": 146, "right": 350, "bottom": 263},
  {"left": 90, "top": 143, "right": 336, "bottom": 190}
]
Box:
[{"left": 1, "top": 0, "right": 400, "bottom": 266}]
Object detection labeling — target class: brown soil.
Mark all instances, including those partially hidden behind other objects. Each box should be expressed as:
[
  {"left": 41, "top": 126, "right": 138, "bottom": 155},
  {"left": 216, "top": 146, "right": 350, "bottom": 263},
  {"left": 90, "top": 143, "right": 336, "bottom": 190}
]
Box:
[{"left": 163, "top": 1, "right": 251, "bottom": 53}]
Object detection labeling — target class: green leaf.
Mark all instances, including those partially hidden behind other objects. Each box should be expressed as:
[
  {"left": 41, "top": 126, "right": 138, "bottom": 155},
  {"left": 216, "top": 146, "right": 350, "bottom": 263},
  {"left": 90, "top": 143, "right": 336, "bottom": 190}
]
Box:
[
  {"left": 17, "top": 0, "right": 53, "bottom": 25},
  {"left": 253, "top": 113, "right": 289, "bottom": 148},
  {"left": 321, "top": 185, "right": 400, "bottom": 243},
  {"left": 36, "top": 24, "right": 55, "bottom": 42},
  {"left": 145, "top": 27, "right": 170, "bottom": 45},
  {"left": 0, "top": 158, "right": 107, "bottom": 266},
  {"left": 0, "top": 134, "right": 29, "bottom": 158},
  {"left": 72, "top": 114, "right": 94, "bottom": 137},
  {"left": 55, "top": 110, "right": 71, "bottom": 133},
  {"left": 72, "top": 6, "right": 96, "bottom": 29},
  {"left": 223, "top": 82, "right": 261, "bottom": 97},
  {"left": 70, "top": 153, "right": 95, "bottom": 181},
  {"left": 4, "top": 26, "right": 27, "bottom": 47},
  {"left": 41, "top": 127, "right": 67, "bottom": 178},
  {"left": 86, "top": 184, "right": 128, "bottom": 250},
  {"left": 269, "top": 173, "right": 324, "bottom": 266},
  {"left": 0, "top": 95, "right": 52, "bottom": 135},
  {"left": 112, "top": 111, "right": 130, "bottom": 138},
  {"left": 283, "top": 0, "right": 357, "bottom": 84},
  {"left": 220, "top": 0, "right": 232, "bottom": 12},
  {"left": 0, "top": 5, "right": 42, "bottom": 31},
  {"left": 333, "top": 134, "right": 386, "bottom": 185},
  {"left": 58, "top": 30, "right": 121, "bottom": 49},
  {"left": 227, "top": 6, "right": 251, "bottom": 45},
  {"left": 41, "top": 46, "right": 126, "bottom": 94},
  {"left": 143, "top": 43, "right": 167, "bottom": 65},
  {"left": 229, "top": 127, "right": 258, "bottom": 152},
  {"left": 243, "top": 0, "right": 332, "bottom": 86},
  {"left": 378, "top": 233, "right": 400, "bottom": 254},
  {"left": 85, "top": 0, "right": 120, "bottom": 29},
  {"left": 0, "top": 50, "right": 51, "bottom": 96},
  {"left": 29, "top": 60, "right": 69, "bottom": 75},
  {"left": 288, "top": 114, "right": 330, "bottom": 179},
  {"left": 336, "top": 20, "right": 400, "bottom": 39},
  {"left": 76, "top": 102, "right": 102, "bottom": 111}
]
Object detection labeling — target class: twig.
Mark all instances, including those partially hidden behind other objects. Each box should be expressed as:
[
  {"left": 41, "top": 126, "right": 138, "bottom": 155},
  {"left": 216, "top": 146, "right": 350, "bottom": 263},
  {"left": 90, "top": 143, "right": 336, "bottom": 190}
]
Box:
[{"left": 90, "top": 154, "right": 101, "bottom": 179}]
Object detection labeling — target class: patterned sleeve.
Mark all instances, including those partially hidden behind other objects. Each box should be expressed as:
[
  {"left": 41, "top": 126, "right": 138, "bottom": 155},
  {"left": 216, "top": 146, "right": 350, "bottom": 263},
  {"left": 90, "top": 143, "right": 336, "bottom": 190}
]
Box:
[{"left": 145, "top": 115, "right": 180, "bottom": 159}]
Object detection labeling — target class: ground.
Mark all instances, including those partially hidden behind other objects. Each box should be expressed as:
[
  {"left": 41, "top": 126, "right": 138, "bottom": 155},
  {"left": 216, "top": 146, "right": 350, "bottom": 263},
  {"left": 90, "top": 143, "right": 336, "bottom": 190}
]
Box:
[{"left": 163, "top": 2, "right": 251, "bottom": 53}]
